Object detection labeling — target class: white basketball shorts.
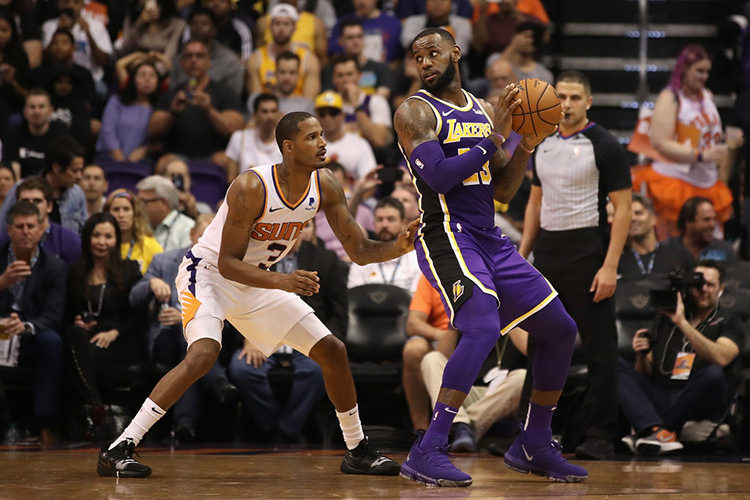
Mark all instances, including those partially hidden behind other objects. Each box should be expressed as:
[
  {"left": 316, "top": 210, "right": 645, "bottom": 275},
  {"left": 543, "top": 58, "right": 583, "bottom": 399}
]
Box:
[{"left": 175, "top": 250, "right": 327, "bottom": 356}]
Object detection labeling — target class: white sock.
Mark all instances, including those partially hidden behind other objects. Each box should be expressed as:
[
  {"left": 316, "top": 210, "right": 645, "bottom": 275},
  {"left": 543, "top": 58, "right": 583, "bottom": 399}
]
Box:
[
  {"left": 336, "top": 404, "right": 365, "bottom": 450},
  {"left": 109, "top": 398, "right": 166, "bottom": 450}
]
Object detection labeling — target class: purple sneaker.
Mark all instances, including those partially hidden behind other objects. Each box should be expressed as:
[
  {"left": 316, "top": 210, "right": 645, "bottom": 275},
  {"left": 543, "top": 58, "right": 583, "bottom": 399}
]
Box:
[
  {"left": 504, "top": 431, "right": 588, "bottom": 483},
  {"left": 400, "top": 431, "right": 472, "bottom": 487}
]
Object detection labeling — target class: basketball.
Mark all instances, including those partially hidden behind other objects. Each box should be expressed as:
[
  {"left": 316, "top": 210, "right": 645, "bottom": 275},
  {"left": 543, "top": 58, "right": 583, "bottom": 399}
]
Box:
[{"left": 511, "top": 78, "right": 562, "bottom": 137}]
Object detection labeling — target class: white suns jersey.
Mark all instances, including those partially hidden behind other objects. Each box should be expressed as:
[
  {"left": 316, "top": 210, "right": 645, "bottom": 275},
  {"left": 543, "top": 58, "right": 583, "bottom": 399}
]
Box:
[{"left": 191, "top": 163, "right": 322, "bottom": 271}]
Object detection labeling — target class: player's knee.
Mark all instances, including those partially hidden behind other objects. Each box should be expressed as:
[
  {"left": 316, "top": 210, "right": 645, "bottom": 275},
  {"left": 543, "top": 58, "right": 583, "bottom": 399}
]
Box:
[
  {"left": 184, "top": 338, "right": 220, "bottom": 376},
  {"left": 309, "top": 335, "right": 348, "bottom": 368}
]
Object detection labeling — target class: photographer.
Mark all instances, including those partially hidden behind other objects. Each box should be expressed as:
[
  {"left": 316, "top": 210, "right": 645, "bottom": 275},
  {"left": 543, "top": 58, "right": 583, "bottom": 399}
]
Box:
[
  {"left": 162, "top": 159, "right": 212, "bottom": 218},
  {"left": 617, "top": 260, "right": 744, "bottom": 455}
]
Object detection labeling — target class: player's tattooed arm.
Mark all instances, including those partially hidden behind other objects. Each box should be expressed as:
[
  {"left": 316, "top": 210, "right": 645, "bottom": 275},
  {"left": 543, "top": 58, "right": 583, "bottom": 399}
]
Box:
[
  {"left": 319, "top": 168, "right": 418, "bottom": 265},
  {"left": 393, "top": 98, "right": 439, "bottom": 158},
  {"left": 218, "top": 173, "right": 319, "bottom": 295}
]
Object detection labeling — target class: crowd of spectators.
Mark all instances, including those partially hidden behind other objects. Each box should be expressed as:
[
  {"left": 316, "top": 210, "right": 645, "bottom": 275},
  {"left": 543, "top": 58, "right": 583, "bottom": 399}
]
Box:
[{"left": 0, "top": 0, "right": 748, "bottom": 458}]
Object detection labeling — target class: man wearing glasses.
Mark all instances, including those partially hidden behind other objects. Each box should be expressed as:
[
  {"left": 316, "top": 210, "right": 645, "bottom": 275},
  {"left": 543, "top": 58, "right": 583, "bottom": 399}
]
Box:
[
  {"left": 148, "top": 39, "right": 243, "bottom": 168},
  {"left": 136, "top": 176, "right": 195, "bottom": 252}
]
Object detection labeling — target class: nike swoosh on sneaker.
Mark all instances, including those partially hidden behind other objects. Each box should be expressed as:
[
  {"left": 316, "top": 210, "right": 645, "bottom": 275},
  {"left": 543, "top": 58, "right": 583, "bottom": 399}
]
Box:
[
  {"left": 522, "top": 444, "right": 534, "bottom": 461},
  {"left": 370, "top": 457, "right": 390, "bottom": 467}
]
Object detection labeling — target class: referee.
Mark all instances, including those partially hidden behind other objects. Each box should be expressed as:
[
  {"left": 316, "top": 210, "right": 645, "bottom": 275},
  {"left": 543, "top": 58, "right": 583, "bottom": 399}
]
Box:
[{"left": 519, "top": 71, "right": 632, "bottom": 460}]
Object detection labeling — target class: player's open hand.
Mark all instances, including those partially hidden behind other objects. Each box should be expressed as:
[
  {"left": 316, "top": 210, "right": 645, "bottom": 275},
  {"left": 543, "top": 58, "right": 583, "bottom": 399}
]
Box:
[
  {"left": 492, "top": 83, "right": 522, "bottom": 139},
  {"left": 395, "top": 218, "right": 420, "bottom": 255},
  {"left": 281, "top": 270, "right": 320, "bottom": 296}
]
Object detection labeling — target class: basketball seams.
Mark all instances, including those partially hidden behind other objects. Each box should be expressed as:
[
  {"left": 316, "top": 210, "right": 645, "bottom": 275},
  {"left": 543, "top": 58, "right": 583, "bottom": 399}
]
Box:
[
  {"left": 524, "top": 79, "right": 538, "bottom": 136},
  {"left": 512, "top": 78, "right": 561, "bottom": 134}
]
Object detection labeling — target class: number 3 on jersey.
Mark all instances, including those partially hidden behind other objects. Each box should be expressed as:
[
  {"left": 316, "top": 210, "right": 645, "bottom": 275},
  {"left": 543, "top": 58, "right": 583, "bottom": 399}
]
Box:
[
  {"left": 258, "top": 242, "right": 288, "bottom": 270},
  {"left": 458, "top": 147, "right": 491, "bottom": 186}
]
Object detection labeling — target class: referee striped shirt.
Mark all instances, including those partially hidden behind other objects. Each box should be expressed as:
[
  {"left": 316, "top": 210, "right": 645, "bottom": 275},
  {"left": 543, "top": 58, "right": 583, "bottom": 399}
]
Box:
[{"left": 532, "top": 122, "right": 631, "bottom": 231}]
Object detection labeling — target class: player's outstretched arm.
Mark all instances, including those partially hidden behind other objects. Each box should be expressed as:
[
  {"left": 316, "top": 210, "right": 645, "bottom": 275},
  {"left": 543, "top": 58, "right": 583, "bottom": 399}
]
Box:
[
  {"left": 394, "top": 94, "right": 513, "bottom": 194},
  {"left": 318, "top": 168, "right": 418, "bottom": 265},
  {"left": 217, "top": 173, "right": 320, "bottom": 295}
]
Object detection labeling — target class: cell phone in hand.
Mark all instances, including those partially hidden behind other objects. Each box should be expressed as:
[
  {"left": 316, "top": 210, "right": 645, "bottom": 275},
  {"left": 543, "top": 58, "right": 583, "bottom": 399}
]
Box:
[
  {"left": 172, "top": 174, "right": 185, "bottom": 192},
  {"left": 185, "top": 78, "right": 197, "bottom": 100}
]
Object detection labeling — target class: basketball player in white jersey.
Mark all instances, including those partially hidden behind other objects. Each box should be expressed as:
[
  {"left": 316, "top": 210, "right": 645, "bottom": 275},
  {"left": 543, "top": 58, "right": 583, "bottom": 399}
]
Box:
[{"left": 98, "top": 112, "right": 418, "bottom": 478}]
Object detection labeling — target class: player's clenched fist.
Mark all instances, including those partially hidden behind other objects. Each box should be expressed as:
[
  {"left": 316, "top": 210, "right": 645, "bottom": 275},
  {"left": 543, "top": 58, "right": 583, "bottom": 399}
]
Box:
[{"left": 280, "top": 270, "right": 320, "bottom": 296}]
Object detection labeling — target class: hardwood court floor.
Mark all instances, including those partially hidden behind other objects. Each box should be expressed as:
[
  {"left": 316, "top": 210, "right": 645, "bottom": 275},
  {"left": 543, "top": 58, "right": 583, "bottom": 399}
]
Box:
[{"left": 2, "top": 446, "right": 750, "bottom": 499}]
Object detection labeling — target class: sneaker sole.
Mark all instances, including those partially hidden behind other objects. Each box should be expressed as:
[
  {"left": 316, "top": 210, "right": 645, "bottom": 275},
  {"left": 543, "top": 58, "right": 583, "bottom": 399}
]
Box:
[
  {"left": 340, "top": 461, "right": 400, "bottom": 476},
  {"left": 399, "top": 464, "right": 472, "bottom": 487},
  {"left": 96, "top": 463, "right": 152, "bottom": 478},
  {"left": 503, "top": 457, "right": 587, "bottom": 483},
  {"left": 96, "top": 460, "right": 151, "bottom": 477}
]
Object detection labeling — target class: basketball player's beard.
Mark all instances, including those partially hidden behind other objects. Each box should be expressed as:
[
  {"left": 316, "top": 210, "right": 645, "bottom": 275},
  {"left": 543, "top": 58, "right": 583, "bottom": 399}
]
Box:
[{"left": 422, "top": 62, "right": 457, "bottom": 93}]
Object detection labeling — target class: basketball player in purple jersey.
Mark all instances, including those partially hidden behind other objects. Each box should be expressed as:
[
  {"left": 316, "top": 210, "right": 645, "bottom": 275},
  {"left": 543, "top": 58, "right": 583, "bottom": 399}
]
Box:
[{"left": 395, "top": 28, "right": 588, "bottom": 486}]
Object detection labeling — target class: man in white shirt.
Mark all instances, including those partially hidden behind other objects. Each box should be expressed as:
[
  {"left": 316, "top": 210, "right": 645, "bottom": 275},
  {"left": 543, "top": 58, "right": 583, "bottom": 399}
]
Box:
[
  {"left": 41, "top": 0, "right": 113, "bottom": 83},
  {"left": 348, "top": 197, "right": 420, "bottom": 293},
  {"left": 331, "top": 56, "right": 392, "bottom": 149},
  {"left": 136, "top": 175, "right": 195, "bottom": 251},
  {"left": 315, "top": 91, "right": 376, "bottom": 183},
  {"left": 222, "top": 94, "right": 283, "bottom": 179}
]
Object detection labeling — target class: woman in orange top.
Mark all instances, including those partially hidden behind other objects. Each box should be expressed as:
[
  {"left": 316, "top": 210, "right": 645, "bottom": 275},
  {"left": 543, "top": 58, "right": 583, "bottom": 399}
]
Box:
[{"left": 634, "top": 44, "right": 741, "bottom": 237}]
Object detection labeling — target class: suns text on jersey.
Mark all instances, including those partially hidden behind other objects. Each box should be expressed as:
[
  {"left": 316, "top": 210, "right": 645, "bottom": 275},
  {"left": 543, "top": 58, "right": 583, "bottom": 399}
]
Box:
[{"left": 251, "top": 221, "right": 304, "bottom": 241}]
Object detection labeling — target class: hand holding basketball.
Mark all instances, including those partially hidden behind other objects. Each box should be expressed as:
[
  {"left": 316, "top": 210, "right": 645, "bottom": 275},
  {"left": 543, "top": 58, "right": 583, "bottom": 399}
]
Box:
[
  {"left": 512, "top": 78, "right": 562, "bottom": 138},
  {"left": 491, "top": 83, "right": 522, "bottom": 139}
]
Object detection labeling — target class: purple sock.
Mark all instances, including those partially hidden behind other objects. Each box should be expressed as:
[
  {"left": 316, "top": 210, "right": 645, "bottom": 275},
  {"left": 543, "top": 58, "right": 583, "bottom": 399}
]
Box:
[
  {"left": 421, "top": 402, "right": 459, "bottom": 449},
  {"left": 523, "top": 401, "right": 555, "bottom": 444}
]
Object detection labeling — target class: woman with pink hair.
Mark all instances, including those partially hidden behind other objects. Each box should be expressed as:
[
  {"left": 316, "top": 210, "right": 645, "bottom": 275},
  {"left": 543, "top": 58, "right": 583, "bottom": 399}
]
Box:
[{"left": 634, "top": 44, "right": 740, "bottom": 238}]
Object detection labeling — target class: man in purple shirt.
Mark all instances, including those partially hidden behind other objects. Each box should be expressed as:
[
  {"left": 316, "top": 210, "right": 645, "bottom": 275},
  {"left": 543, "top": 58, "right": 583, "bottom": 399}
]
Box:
[{"left": 0, "top": 176, "right": 81, "bottom": 265}]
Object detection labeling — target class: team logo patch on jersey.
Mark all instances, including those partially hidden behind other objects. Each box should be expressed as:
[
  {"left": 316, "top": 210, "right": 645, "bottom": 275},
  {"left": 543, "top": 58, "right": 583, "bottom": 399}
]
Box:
[{"left": 452, "top": 280, "right": 464, "bottom": 302}]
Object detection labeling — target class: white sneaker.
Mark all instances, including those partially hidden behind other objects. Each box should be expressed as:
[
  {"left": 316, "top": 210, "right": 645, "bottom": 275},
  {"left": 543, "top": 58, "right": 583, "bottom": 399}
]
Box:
[
  {"left": 635, "top": 426, "right": 684, "bottom": 456},
  {"left": 620, "top": 435, "right": 637, "bottom": 454},
  {"left": 679, "top": 420, "right": 718, "bottom": 443}
]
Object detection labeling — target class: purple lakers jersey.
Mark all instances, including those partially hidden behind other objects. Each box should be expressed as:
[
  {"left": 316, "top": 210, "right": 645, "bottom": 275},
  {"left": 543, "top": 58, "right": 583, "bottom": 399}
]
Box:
[{"left": 401, "top": 88, "right": 496, "bottom": 230}]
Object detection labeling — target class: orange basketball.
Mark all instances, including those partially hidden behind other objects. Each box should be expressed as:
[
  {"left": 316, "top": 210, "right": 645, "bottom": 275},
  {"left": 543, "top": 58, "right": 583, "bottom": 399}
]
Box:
[{"left": 511, "top": 78, "right": 562, "bottom": 137}]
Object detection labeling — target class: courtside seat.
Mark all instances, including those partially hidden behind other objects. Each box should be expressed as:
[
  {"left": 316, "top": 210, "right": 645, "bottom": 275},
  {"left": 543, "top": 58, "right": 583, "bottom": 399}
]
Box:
[
  {"left": 187, "top": 161, "right": 227, "bottom": 209},
  {"left": 100, "top": 161, "right": 152, "bottom": 194}
]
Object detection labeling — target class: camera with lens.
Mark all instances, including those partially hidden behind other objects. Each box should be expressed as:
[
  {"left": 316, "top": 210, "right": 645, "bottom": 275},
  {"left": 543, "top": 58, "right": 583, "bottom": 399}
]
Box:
[
  {"left": 648, "top": 267, "right": 706, "bottom": 311},
  {"left": 81, "top": 311, "right": 98, "bottom": 323}
]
